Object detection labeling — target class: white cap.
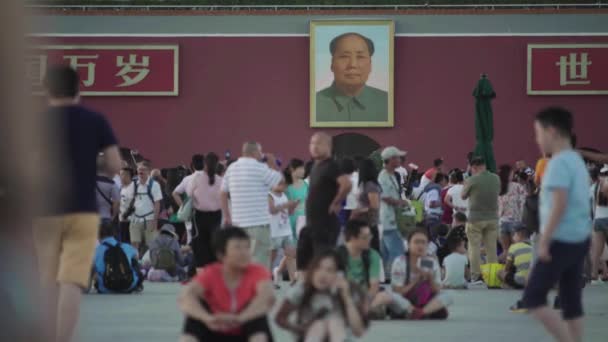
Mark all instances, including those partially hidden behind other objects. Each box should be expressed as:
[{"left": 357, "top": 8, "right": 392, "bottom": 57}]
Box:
[
  {"left": 381, "top": 146, "right": 407, "bottom": 160},
  {"left": 601, "top": 164, "right": 608, "bottom": 174}
]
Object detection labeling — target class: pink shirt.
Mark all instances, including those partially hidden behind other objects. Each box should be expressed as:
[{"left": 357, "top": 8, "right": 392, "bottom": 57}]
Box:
[{"left": 186, "top": 172, "right": 223, "bottom": 212}]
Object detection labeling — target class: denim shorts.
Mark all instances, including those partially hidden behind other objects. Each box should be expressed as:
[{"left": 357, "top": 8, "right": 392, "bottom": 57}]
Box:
[
  {"left": 594, "top": 217, "right": 608, "bottom": 235},
  {"left": 500, "top": 221, "right": 521, "bottom": 235},
  {"left": 271, "top": 235, "right": 295, "bottom": 250}
]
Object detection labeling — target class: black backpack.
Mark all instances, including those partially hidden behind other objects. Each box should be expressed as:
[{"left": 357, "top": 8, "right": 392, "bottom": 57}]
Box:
[
  {"left": 522, "top": 192, "right": 540, "bottom": 234},
  {"left": 102, "top": 242, "right": 134, "bottom": 293},
  {"left": 337, "top": 245, "right": 371, "bottom": 287}
]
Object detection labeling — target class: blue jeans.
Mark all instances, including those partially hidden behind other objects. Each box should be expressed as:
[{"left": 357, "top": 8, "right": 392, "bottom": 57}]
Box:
[{"left": 382, "top": 229, "right": 405, "bottom": 274}]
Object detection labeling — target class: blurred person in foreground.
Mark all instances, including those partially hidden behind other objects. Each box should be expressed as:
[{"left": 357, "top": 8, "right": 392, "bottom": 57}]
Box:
[
  {"left": 523, "top": 107, "right": 591, "bottom": 342},
  {"left": 32, "top": 65, "right": 121, "bottom": 342}
]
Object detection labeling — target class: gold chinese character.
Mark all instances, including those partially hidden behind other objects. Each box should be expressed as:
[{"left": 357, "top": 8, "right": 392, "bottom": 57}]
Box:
[
  {"left": 116, "top": 54, "right": 150, "bottom": 87},
  {"left": 555, "top": 52, "right": 592, "bottom": 86},
  {"left": 63, "top": 55, "right": 99, "bottom": 87},
  {"left": 26, "top": 54, "right": 48, "bottom": 87}
]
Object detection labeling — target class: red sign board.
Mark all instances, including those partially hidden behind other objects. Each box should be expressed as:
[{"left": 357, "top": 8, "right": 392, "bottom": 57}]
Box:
[
  {"left": 527, "top": 44, "right": 608, "bottom": 95},
  {"left": 27, "top": 45, "right": 179, "bottom": 96}
]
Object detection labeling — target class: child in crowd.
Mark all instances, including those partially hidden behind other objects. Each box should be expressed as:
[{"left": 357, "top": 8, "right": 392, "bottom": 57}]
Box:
[
  {"left": 269, "top": 180, "right": 298, "bottom": 286},
  {"left": 93, "top": 221, "right": 143, "bottom": 294},
  {"left": 275, "top": 250, "right": 368, "bottom": 342},
  {"left": 523, "top": 107, "right": 591, "bottom": 342},
  {"left": 437, "top": 212, "right": 468, "bottom": 266},
  {"left": 285, "top": 158, "right": 309, "bottom": 240},
  {"left": 428, "top": 224, "right": 449, "bottom": 257},
  {"left": 442, "top": 239, "right": 469, "bottom": 289},
  {"left": 179, "top": 226, "right": 275, "bottom": 342},
  {"left": 389, "top": 229, "right": 453, "bottom": 320},
  {"left": 499, "top": 225, "right": 533, "bottom": 289}
]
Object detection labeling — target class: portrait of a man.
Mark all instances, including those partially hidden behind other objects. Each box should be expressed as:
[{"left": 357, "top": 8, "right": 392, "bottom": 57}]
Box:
[{"left": 310, "top": 21, "right": 394, "bottom": 127}]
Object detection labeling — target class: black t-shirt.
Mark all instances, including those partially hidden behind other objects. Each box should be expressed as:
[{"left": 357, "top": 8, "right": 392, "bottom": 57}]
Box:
[
  {"left": 306, "top": 158, "right": 343, "bottom": 226},
  {"left": 47, "top": 105, "right": 117, "bottom": 215}
]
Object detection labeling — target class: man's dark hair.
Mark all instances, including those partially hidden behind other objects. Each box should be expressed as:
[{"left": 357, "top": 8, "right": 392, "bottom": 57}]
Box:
[
  {"left": 434, "top": 172, "right": 447, "bottom": 184},
  {"left": 514, "top": 225, "right": 531, "bottom": 239},
  {"left": 470, "top": 157, "right": 486, "bottom": 167},
  {"left": 344, "top": 220, "right": 369, "bottom": 242},
  {"left": 213, "top": 225, "right": 250, "bottom": 257},
  {"left": 453, "top": 212, "right": 467, "bottom": 223},
  {"left": 449, "top": 169, "right": 464, "bottom": 184},
  {"left": 43, "top": 65, "right": 80, "bottom": 98},
  {"left": 340, "top": 157, "right": 356, "bottom": 174},
  {"left": 535, "top": 107, "right": 574, "bottom": 138},
  {"left": 330, "top": 32, "right": 375, "bottom": 57},
  {"left": 99, "top": 221, "right": 115, "bottom": 239},
  {"left": 447, "top": 238, "right": 464, "bottom": 253},
  {"left": 433, "top": 158, "right": 444, "bottom": 168},
  {"left": 430, "top": 224, "right": 449, "bottom": 238},
  {"left": 121, "top": 167, "right": 135, "bottom": 179},
  {"left": 191, "top": 154, "right": 205, "bottom": 171}
]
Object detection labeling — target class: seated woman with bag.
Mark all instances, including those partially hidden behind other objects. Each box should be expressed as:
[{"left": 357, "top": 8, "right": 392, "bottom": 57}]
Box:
[{"left": 388, "top": 228, "right": 454, "bottom": 320}]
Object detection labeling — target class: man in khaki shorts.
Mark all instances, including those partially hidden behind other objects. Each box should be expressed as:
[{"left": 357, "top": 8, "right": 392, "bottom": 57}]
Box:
[
  {"left": 125, "top": 161, "right": 163, "bottom": 253},
  {"left": 221, "top": 142, "right": 283, "bottom": 269},
  {"left": 33, "top": 65, "right": 122, "bottom": 342}
]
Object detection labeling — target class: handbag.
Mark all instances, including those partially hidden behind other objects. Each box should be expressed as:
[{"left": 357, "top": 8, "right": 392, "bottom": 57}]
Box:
[
  {"left": 481, "top": 263, "right": 505, "bottom": 288},
  {"left": 176, "top": 197, "right": 193, "bottom": 222},
  {"left": 395, "top": 206, "right": 416, "bottom": 238},
  {"left": 404, "top": 252, "right": 434, "bottom": 307}
]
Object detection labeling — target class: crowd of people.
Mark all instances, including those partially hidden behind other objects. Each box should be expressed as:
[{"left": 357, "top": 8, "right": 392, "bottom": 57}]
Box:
[{"left": 33, "top": 64, "right": 608, "bottom": 342}]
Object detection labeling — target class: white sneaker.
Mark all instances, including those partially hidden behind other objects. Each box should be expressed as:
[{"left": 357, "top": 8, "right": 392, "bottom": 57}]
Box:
[
  {"left": 469, "top": 278, "right": 485, "bottom": 286},
  {"left": 590, "top": 279, "right": 604, "bottom": 286},
  {"left": 273, "top": 267, "right": 281, "bottom": 286}
]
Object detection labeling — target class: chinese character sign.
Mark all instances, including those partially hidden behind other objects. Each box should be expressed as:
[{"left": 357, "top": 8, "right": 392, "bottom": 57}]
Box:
[
  {"left": 527, "top": 44, "right": 608, "bottom": 95},
  {"left": 28, "top": 45, "right": 178, "bottom": 96}
]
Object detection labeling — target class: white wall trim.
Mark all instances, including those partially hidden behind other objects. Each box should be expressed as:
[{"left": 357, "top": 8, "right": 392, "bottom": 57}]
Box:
[{"left": 28, "top": 32, "right": 608, "bottom": 38}]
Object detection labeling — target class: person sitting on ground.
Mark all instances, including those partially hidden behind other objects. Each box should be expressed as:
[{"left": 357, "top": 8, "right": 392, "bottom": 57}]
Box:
[
  {"left": 338, "top": 220, "right": 397, "bottom": 318},
  {"left": 93, "top": 221, "right": 143, "bottom": 294},
  {"left": 147, "top": 224, "right": 191, "bottom": 282},
  {"left": 179, "top": 226, "right": 275, "bottom": 342},
  {"left": 428, "top": 223, "right": 449, "bottom": 258},
  {"left": 442, "top": 239, "right": 469, "bottom": 289},
  {"left": 389, "top": 228, "right": 454, "bottom": 320},
  {"left": 275, "top": 250, "right": 368, "bottom": 342},
  {"left": 437, "top": 212, "right": 468, "bottom": 266},
  {"left": 499, "top": 225, "right": 533, "bottom": 289}
]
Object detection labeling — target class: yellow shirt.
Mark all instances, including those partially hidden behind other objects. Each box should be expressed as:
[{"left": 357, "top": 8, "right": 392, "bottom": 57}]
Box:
[{"left": 507, "top": 241, "right": 533, "bottom": 284}]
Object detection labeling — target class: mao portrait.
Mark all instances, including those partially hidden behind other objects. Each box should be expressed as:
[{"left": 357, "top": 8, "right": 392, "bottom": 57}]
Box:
[{"left": 310, "top": 20, "right": 394, "bottom": 127}]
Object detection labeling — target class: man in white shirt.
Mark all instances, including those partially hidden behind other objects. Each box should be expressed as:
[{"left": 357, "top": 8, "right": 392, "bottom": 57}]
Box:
[
  {"left": 221, "top": 142, "right": 283, "bottom": 269},
  {"left": 172, "top": 154, "right": 205, "bottom": 207},
  {"left": 127, "top": 161, "right": 163, "bottom": 252}
]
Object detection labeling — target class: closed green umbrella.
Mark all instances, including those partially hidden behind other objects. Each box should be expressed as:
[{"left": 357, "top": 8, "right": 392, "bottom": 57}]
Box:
[{"left": 472, "top": 74, "right": 497, "bottom": 173}]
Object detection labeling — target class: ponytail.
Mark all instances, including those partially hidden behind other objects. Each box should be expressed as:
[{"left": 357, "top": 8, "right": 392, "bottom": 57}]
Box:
[{"left": 205, "top": 153, "right": 219, "bottom": 186}]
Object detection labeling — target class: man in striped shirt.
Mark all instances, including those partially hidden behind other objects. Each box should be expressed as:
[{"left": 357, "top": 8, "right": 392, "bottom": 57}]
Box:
[{"left": 221, "top": 142, "right": 283, "bottom": 269}]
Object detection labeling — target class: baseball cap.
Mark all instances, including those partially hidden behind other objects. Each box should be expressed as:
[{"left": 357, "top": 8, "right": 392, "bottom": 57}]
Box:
[
  {"left": 160, "top": 224, "right": 178, "bottom": 238},
  {"left": 381, "top": 146, "right": 407, "bottom": 160}
]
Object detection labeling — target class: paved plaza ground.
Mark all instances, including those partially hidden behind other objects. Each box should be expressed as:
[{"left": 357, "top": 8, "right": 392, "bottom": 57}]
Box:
[{"left": 77, "top": 282, "right": 608, "bottom": 342}]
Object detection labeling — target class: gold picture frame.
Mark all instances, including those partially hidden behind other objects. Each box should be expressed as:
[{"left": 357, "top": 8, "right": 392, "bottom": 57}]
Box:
[{"left": 310, "top": 20, "right": 394, "bottom": 127}]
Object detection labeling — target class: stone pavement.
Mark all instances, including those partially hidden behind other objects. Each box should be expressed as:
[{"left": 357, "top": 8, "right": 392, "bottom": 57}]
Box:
[{"left": 77, "top": 283, "right": 608, "bottom": 342}]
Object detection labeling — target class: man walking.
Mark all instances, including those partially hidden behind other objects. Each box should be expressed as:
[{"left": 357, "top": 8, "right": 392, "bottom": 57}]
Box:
[
  {"left": 378, "top": 146, "right": 408, "bottom": 271},
  {"left": 127, "top": 161, "right": 163, "bottom": 252},
  {"left": 462, "top": 156, "right": 501, "bottom": 284},
  {"left": 305, "top": 133, "right": 352, "bottom": 256},
  {"left": 221, "top": 142, "right": 283, "bottom": 269},
  {"left": 33, "top": 65, "right": 122, "bottom": 342}
]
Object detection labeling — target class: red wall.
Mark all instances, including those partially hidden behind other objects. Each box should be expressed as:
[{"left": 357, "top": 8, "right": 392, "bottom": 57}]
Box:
[{"left": 36, "top": 36, "right": 608, "bottom": 169}]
